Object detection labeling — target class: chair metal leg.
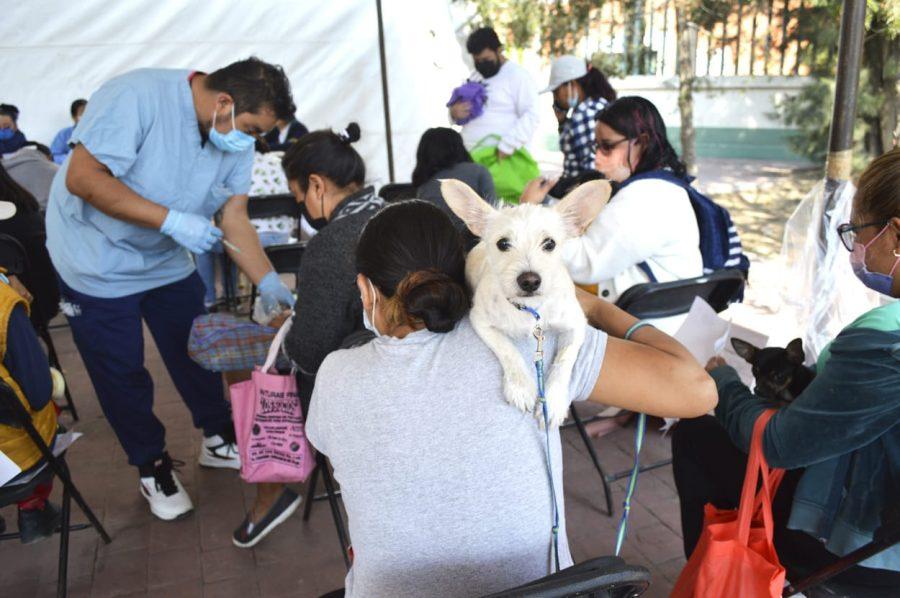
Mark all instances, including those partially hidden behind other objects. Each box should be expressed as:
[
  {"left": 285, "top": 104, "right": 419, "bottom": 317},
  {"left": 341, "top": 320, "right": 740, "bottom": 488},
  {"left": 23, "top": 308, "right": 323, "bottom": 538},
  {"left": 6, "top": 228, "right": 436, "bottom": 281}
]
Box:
[
  {"left": 569, "top": 404, "right": 614, "bottom": 517},
  {"left": 38, "top": 326, "right": 79, "bottom": 421},
  {"left": 302, "top": 464, "right": 320, "bottom": 522},
  {"left": 55, "top": 459, "right": 110, "bottom": 544},
  {"left": 57, "top": 483, "right": 71, "bottom": 598},
  {"left": 321, "top": 462, "right": 351, "bottom": 569}
]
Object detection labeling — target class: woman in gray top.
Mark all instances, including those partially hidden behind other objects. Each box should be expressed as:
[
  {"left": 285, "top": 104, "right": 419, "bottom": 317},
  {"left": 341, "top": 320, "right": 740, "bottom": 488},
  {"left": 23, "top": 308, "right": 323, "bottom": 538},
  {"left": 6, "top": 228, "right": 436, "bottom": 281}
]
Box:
[
  {"left": 309, "top": 200, "right": 716, "bottom": 597},
  {"left": 413, "top": 127, "right": 495, "bottom": 242}
]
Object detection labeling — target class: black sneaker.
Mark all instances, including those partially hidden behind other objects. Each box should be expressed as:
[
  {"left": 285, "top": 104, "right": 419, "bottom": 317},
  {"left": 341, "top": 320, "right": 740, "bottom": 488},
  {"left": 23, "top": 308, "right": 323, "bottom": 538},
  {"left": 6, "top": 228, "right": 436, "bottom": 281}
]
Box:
[
  {"left": 232, "top": 488, "right": 302, "bottom": 548},
  {"left": 18, "top": 501, "right": 61, "bottom": 544},
  {"left": 138, "top": 453, "right": 193, "bottom": 521}
]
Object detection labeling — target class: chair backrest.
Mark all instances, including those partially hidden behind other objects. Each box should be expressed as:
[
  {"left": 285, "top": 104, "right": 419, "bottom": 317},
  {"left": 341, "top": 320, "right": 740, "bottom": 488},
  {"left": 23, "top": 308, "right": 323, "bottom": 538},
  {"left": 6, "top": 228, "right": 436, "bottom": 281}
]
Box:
[
  {"left": 614, "top": 269, "right": 746, "bottom": 319},
  {"left": 247, "top": 194, "right": 300, "bottom": 221},
  {"left": 264, "top": 243, "right": 305, "bottom": 278},
  {"left": 378, "top": 183, "right": 417, "bottom": 203},
  {"left": 482, "top": 556, "right": 651, "bottom": 598}
]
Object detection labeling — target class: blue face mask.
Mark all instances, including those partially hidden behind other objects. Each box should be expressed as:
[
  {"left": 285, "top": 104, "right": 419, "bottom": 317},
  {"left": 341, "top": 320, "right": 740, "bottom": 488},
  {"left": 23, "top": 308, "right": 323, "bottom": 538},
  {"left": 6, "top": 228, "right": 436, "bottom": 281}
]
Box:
[
  {"left": 208, "top": 105, "right": 255, "bottom": 153},
  {"left": 850, "top": 223, "right": 900, "bottom": 296},
  {"left": 0, "top": 128, "right": 14, "bottom": 141}
]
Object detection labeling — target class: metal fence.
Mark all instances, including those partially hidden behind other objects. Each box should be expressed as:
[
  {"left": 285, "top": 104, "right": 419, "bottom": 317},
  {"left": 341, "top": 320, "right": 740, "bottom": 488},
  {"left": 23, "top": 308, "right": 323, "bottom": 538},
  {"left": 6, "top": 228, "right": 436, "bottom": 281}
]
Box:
[{"left": 582, "top": 0, "right": 818, "bottom": 77}]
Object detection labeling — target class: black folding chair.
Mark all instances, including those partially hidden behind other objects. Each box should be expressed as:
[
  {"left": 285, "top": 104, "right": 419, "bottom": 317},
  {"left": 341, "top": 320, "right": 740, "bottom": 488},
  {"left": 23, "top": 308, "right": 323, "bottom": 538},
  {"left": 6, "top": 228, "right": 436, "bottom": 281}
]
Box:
[
  {"left": 568, "top": 269, "right": 746, "bottom": 516},
  {"left": 35, "top": 325, "right": 78, "bottom": 421},
  {"left": 221, "top": 194, "right": 301, "bottom": 311},
  {"left": 782, "top": 499, "right": 900, "bottom": 597},
  {"left": 299, "top": 330, "right": 374, "bottom": 569},
  {"left": 378, "top": 183, "right": 417, "bottom": 203},
  {"left": 0, "top": 381, "right": 110, "bottom": 598},
  {"left": 247, "top": 242, "right": 306, "bottom": 316},
  {"left": 482, "top": 556, "right": 650, "bottom": 598}
]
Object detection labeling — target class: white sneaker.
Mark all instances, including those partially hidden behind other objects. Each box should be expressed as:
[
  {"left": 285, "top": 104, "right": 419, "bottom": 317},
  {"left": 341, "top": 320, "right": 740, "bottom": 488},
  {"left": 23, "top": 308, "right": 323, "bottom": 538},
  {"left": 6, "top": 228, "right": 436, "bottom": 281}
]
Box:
[
  {"left": 139, "top": 455, "right": 193, "bottom": 521},
  {"left": 198, "top": 434, "right": 241, "bottom": 470}
]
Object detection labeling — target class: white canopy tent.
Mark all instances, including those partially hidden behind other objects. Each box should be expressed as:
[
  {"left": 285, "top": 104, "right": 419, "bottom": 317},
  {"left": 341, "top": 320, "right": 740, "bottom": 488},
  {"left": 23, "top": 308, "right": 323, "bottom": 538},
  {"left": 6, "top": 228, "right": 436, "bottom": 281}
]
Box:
[{"left": 0, "top": 0, "right": 469, "bottom": 188}]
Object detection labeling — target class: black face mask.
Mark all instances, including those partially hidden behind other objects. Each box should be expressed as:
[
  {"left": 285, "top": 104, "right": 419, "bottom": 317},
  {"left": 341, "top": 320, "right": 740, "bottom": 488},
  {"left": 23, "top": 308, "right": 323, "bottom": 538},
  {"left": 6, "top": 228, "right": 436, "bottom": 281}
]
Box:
[
  {"left": 475, "top": 59, "right": 500, "bottom": 79},
  {"left": 300, "top": 201, "right": 328, "bottom": 231}
]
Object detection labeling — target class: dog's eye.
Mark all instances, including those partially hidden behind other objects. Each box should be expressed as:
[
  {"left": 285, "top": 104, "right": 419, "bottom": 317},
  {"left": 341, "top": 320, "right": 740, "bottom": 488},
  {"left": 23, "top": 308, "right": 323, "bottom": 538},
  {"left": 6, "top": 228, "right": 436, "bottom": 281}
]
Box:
[
  {"left": 542, "top": 238, "right": 556, "bottom": 252},
  {"left": 496, "top": 238, "right": 511, "bottom": 252}
]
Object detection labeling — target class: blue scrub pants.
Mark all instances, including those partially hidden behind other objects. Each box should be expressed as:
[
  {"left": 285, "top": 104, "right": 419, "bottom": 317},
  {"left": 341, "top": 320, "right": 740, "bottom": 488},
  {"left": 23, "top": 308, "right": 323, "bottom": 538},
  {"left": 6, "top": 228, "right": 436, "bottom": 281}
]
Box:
[{"left": 58, "top": 272, "right": 232, "bottom": 467}]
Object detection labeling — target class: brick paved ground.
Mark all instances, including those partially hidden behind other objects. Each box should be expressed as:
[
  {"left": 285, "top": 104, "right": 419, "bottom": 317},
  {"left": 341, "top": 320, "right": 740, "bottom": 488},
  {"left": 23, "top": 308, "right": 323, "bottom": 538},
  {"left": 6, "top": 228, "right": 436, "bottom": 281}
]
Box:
[{"left": 0, "top": 318, "right": 685, "bottom": 597}]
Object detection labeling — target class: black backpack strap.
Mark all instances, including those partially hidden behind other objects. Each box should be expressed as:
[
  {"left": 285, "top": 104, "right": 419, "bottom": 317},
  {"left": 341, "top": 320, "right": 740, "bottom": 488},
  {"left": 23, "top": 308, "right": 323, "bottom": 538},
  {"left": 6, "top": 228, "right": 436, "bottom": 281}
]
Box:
[{"left": 635, "top": 261, "right": 658, "bottom": 284}]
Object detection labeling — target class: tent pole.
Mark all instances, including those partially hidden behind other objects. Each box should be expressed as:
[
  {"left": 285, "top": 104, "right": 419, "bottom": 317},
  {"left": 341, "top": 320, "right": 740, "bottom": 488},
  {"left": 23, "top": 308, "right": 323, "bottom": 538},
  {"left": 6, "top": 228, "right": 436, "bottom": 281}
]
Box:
[
  {"left": 824, "top": 0, "right": 867, "bottom": 187},
  {"left": 376, "top": 0, "right": 396, "bottom": 183}
]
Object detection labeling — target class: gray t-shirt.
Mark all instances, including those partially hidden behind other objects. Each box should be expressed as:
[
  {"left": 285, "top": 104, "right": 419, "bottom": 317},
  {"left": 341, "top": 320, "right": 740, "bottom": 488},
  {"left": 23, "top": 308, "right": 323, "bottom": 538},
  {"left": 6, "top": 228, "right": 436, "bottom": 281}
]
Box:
[{"left": 308, "top": 316, "right": 608, "bottom": 597}]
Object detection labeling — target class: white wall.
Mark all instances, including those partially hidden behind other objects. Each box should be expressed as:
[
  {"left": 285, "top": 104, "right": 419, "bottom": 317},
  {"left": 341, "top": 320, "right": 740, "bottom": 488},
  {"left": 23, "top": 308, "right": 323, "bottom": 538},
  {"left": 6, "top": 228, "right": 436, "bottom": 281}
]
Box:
[
  {"left": 0, "top": 0, "right": 468, "bottom": 188},
  {"left": 609, "top": 75, "right": 812, "bottom": 129}
]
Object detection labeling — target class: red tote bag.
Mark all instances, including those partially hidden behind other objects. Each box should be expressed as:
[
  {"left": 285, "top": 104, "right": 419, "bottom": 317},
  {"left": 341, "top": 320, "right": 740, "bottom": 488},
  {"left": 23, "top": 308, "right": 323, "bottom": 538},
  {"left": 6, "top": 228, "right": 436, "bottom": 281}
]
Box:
[{"left": 671, "top": 409, "right": 786, "bottom": 598}]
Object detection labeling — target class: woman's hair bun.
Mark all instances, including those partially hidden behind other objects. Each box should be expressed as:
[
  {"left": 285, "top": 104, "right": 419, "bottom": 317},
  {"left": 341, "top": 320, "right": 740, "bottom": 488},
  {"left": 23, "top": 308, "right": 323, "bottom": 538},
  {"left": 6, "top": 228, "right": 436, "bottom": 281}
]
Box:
[
  {"left": 338, "top": 122, "right": 361, "bottom": 144},
  {"left": 395, "top": 269, "right": 469, "bottom": 333}
]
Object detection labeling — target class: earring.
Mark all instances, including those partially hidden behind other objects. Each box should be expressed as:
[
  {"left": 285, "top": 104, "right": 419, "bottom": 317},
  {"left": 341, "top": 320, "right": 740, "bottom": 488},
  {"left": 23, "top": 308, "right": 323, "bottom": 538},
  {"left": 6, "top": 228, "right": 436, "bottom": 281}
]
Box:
[{"left": 893, "top": 249, "right": 900, "bottom": 257}]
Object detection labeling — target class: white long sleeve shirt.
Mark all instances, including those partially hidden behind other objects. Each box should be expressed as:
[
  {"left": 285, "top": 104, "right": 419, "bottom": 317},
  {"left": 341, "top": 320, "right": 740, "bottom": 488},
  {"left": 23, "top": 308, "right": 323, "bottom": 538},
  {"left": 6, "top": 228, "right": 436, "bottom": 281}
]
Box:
[
  {"left": 563, "top": 178, "right": 703, "bottom": 332},
  {"left": 460, "top": 61, "right": 540, "bottom": 155}
]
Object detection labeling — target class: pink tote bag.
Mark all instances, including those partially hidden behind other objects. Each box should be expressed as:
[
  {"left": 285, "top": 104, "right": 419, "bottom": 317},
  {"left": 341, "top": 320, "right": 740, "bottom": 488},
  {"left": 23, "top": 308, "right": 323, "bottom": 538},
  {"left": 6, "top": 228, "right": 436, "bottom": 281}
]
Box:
[{"left": 230, "top": 317, "right": 315, "bottom": 483}]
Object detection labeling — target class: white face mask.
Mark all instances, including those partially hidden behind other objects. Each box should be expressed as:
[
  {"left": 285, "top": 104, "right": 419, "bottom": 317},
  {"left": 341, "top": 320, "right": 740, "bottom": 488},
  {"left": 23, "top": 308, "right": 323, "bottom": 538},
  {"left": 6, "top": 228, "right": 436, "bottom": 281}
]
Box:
[{"left": 362, "top": 278, "right": 381, "bottom": 337}]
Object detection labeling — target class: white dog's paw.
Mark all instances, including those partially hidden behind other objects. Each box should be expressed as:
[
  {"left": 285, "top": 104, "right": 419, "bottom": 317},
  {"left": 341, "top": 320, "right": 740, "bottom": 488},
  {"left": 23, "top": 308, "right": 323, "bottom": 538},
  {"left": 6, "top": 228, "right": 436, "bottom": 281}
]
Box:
[
  {"left": 503, "top": 365, "right": 537, "bottom": 413},
  {"left": 536, "top": 378, "right": 570, "bottom": 428}
]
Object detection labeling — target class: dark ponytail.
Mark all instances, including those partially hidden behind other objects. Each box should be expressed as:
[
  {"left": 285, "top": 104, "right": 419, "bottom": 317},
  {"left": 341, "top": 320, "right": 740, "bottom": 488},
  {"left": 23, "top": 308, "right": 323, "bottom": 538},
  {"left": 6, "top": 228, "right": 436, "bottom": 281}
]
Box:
[
  {"left": 357, "top": 201, "right": 470, "bottom": 333},
  {"left": 596, "top": 96, "right": 686, "bottom": 179},
  {"left": 281, "top": 122, "right": 365, "bottom": 191},
  {"left": 576, "top": 68, "right": 617, "bottom": 104}
]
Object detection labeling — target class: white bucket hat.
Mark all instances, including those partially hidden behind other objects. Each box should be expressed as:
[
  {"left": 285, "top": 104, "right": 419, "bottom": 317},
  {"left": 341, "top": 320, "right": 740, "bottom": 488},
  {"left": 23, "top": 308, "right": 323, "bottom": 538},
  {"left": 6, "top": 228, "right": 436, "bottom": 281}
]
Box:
[{"left": 542, "top": 55, "right": 588, "bottom": 93}]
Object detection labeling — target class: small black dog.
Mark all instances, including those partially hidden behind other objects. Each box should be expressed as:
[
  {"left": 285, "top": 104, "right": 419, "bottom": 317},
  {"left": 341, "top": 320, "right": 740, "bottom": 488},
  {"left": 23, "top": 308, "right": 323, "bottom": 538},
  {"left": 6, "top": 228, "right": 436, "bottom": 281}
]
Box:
[{"left": 730, "top": 337, "right": 816, "bottom": 404}]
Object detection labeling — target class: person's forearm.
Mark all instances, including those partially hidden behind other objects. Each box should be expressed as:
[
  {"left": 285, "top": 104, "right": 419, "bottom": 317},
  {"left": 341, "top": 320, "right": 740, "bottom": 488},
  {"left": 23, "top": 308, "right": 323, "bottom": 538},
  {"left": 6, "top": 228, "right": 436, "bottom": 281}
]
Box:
[
  {"left": 66, "top": 145, "right": 168, "bottom": 229},
  {"left": 220, "top": 199, "right": 275, "bottom": 285},
  {"left": 576, "top": 288, "right": 696, "bottom": 363}
]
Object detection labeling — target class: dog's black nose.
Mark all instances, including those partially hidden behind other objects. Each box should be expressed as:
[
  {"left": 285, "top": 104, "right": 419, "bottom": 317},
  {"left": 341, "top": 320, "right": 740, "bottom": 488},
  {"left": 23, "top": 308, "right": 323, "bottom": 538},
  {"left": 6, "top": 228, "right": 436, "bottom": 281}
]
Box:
[{"left": 517, "top": 272, "right": 542, "bottom": 293}]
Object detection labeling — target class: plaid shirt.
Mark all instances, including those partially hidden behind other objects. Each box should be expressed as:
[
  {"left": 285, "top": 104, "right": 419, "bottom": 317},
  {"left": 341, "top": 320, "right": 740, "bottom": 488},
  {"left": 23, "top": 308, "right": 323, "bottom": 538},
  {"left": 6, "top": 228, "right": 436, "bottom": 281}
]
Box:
[{"left": 560, "top": 96, "right": 608, "bottom": 178}]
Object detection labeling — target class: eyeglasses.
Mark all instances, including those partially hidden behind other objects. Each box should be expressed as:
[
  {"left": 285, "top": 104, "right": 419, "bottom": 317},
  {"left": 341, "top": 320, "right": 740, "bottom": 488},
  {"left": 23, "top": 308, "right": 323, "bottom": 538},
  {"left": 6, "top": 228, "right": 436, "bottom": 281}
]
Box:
[
  {"left": 591, "top": 138, "right": 630, "bottom": 156},
  {"left": 836, "top": 221, "right": 887, "bottom": 251}
]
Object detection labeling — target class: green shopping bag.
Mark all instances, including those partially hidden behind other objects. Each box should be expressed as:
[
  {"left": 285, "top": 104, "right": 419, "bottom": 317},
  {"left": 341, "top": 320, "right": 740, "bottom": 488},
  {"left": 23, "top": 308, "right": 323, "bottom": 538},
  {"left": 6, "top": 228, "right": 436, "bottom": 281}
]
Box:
[{"left": 470, "top": 135, "right": 540, "bottom": 205}]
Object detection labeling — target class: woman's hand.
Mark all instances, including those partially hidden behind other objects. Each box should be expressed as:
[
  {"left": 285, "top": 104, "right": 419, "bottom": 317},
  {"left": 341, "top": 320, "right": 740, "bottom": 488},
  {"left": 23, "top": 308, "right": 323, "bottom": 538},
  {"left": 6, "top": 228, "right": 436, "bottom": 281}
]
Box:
[
  {"left": 449, "top": 101, "right": 471, "bottom": 122},
  {"left": 706, "top": 356, "right": 727, "bottom": 371},
  {"left": 519, "top": 177, "right": 558, "bottom": 204}
]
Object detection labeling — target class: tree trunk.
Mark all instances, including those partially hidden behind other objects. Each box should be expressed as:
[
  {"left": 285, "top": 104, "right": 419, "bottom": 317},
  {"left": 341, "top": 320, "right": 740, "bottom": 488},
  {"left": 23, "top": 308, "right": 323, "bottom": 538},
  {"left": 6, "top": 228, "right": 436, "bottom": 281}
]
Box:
[{"left": 676, "top": 1, "right": 698, "bottom": 176}]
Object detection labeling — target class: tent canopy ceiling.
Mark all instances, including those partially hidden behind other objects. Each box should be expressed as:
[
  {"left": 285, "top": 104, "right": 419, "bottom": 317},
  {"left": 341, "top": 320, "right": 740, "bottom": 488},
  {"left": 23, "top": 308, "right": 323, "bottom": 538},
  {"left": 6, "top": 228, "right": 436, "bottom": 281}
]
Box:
[{"left": 1, "top": 0, "right": 468, "bottom": 188}]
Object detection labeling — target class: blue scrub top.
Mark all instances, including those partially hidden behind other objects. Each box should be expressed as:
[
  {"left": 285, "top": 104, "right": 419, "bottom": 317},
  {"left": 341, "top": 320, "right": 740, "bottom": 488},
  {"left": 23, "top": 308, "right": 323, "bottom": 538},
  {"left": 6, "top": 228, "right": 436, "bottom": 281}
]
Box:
[
  {"left": 50, "top": 125, "right": 75, "bottom": 164},
  {"left": 45, "top": 68, "right": 253, "bottom": 298}
]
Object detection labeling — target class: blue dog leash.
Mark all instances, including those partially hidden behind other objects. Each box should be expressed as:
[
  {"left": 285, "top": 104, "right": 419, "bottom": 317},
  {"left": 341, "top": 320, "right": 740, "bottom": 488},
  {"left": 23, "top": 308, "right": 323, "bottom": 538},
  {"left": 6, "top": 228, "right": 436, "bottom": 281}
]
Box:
[
  {"left": 614, "top": 320, "right": 655, "bottom": 556},
  {"left": 516, "top": 304, "right": 561, "bottom": 573},
  {"left": 516, "top": 307, "right": 653, "bottom": 566}
]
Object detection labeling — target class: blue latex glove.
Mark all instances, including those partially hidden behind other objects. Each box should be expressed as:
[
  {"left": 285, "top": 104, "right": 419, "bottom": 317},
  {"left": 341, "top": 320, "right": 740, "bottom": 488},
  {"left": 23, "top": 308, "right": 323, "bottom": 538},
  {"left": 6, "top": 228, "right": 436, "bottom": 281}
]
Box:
[
  {"left": 160, "top": 210, "right": 223, "bottom": 254},
  {"left": 258, "top": 271, "right": 295, "bottom": 314}
]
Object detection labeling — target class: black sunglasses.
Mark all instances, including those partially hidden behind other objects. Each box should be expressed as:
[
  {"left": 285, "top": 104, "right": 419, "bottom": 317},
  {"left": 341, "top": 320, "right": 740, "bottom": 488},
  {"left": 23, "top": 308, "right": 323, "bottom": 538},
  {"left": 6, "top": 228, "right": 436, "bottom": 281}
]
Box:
[
  {"left": 591, "top": 138, "right": 630, "bottom": 155},
  {"left": 836, "top": 221, "right": 887, "bottom": 251}
]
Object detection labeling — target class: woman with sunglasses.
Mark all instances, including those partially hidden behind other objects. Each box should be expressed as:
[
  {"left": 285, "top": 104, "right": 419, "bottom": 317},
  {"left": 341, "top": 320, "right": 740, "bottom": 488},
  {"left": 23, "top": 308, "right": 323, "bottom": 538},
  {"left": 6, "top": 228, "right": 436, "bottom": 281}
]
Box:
[
  {"left": 672, "top": 147, "right": 900, "bottom": 587},
  {"left": 523, "top": 96, "right": 702, "bottom": 333}
]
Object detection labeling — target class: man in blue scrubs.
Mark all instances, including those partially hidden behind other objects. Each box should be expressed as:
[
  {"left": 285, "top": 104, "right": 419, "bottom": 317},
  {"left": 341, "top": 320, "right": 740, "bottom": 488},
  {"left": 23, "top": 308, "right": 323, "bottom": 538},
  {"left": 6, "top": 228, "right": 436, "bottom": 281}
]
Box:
[{"left": 45, "top": 58, "right": 296, "bottom": 521}]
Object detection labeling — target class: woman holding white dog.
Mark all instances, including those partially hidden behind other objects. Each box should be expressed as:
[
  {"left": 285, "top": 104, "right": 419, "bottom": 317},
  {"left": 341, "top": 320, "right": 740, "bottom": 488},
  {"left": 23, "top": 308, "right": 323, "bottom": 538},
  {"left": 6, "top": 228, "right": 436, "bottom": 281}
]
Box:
[{"left": 308, "top": 199, "right": 716, "bottom": 597}]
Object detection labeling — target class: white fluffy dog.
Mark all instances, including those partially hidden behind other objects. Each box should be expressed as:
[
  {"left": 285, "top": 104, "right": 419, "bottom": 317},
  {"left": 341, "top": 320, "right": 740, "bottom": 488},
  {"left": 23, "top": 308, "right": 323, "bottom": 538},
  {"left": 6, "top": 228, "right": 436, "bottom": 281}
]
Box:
[{"left": 441, "top": 179, "right": 611, "bottom": 427}]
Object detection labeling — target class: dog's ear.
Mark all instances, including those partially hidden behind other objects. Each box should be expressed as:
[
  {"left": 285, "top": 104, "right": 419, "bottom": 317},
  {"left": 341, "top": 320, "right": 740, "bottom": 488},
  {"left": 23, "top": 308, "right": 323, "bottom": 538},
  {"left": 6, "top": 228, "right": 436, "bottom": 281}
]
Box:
[
  {"left": 554, "top": 180, "right": 611, "bottom": 237},
  {"left": 440, "top": 179, "right": 495, "bottom": 237},
  {"left": 730, "top": 337, "right": 758, "bottom": 363},
  {"left": 785, "top": 338, "right": 805, "bottom": 365}
]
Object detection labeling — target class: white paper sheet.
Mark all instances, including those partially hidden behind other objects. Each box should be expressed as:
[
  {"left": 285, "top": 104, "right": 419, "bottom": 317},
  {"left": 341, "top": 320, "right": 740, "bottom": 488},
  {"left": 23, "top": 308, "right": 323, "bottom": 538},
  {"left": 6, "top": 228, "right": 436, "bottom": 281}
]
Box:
[
  {"left": 0, "top": 450, "right": 22, "bottom": 486},
  {"left": 661, "top": 298, "right": 769, "bottom": 431},
  {"left": 2, "top": 431, "right": 82, "bottom": 487}
]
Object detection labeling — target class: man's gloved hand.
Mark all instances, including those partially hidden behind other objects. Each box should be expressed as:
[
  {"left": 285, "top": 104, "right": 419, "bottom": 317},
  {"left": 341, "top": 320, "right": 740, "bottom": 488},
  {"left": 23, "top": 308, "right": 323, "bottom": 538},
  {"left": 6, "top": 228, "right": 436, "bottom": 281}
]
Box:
[
  {"left": 160, "top": 210, "right": 223, "bottom": 254},
  {"left": 258, "top": 271, "right": 295, "bottom": 315}
]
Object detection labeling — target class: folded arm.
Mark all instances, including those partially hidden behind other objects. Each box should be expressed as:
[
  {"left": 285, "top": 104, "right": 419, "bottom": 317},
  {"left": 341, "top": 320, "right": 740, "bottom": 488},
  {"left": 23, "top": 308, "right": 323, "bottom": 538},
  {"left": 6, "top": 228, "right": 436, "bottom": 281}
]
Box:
[{"left": 578, "top": 290, "right": 717, "bottom": 418}]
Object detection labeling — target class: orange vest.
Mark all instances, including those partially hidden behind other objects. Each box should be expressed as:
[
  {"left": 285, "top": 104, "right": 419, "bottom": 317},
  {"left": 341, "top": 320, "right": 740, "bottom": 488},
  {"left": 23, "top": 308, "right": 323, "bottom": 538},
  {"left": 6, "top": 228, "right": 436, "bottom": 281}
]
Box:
[{"left": 0, "top": 281, "right": 57, "bottom": 471}]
